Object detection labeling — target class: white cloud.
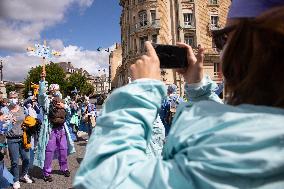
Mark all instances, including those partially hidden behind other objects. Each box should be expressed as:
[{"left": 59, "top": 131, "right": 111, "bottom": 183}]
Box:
[
  {"left": 0, "top": 0, "right": 113, "bottom": 82},
  {"left": 0, "top": 0, "right": 94, "bottom": 52},
  {"left": 0, "top": 43, "right": 116, "bottom": 82},
  {"left": 56, "top": 44, "right": 116, "bottom": 76},
  {"left": 1, "top": 54, "right": 42, "bottom": 82},
  {"left": 49, "top": 39, "right": 65, "bottom": 51}
]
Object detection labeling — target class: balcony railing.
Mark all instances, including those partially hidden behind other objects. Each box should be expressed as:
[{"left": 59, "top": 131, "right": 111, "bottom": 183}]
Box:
[
  {"left": 183, "top": 22, "right": 195, "bottom": 29},
  {"left": 209, "top": 23, "right": 221, "bottom": 31},
  {"left": 130, "top": 19, "right": 160, "bottom": 34}
]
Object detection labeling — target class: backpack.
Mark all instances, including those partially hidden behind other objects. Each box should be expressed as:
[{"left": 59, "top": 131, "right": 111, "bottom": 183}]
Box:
[
  {"left": 21, "top": 116, "right": 41, "bottom": 149},
  {"left": 49, "top": 97, "right": 66, "bottom": 127}
]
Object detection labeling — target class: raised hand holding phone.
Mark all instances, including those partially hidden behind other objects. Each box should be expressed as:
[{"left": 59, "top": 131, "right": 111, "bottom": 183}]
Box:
[
  {"left": 130, "top": 41, "right": 161, "bottom": 81},
  {"left": 176, "top": 43, "right": 205, "bottom": 84}
]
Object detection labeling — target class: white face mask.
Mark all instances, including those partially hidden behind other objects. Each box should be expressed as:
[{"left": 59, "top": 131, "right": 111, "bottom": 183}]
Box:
[{"left": 10, "top": 98, "right": 18, "bottom": 104}]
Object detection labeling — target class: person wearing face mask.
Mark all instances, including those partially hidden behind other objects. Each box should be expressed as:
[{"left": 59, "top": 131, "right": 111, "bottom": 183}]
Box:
[
  {"left": 73, "top": 1, "right": 284, "bottom": 188},
  {"left": 4, "top": 103, "right": 34, "bottom": 189},
  {"left": 0, "top": 98, "right": 10, "bottom": 115},
  {"left": 9, "top": 91, "right": 19, "bottom": 105}
]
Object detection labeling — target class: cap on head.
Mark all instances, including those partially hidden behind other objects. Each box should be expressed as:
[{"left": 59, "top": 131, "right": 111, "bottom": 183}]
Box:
[{"left": 228, "top": 0, "right": 284, "bottom": 18}]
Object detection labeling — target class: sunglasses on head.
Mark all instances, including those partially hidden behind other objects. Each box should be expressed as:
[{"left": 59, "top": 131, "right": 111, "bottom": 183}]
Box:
[{"left": 212, "top": 25, "right": 235, "bottom": 51}]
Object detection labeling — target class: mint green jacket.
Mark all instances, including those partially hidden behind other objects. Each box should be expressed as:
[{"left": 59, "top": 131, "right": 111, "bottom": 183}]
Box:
[{"left": 74, "top": 77, "right": 284, "bottom": 189}]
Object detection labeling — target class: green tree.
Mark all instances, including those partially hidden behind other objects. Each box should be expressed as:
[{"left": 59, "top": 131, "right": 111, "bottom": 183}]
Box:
[
  {"left": 24, "top": 63, "right": 67, "bottom": 98},
  {"left": 66, "top": 73, "right": 94, "bottom": 96}
]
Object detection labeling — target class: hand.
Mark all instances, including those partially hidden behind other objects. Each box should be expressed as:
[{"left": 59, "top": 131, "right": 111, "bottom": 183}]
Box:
[
  {"left": 176, "top": 43, "right": 205, "bottom": 84},
  {"left": 130, "top": 41, "right": 161, "bottom": 81}
]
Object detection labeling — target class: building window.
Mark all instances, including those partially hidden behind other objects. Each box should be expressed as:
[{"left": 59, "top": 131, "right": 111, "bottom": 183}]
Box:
[
  {"left": 150, "top": 10, "right": 156, "bottom": 24},
  {"left": 184, "top": 35, "right": 194, "bottom": 47},
  {"left": 209, "top": 0, "right": 218, "bottom": 4},
  {"left": 211, "top": 15, "right": 219, "bottom": 28},
  {"left": 138, "top": 0, "right": 145, "bottom": 4},
  {"left": 152, "top": 35, "right": 157, "bottom": 43},
  {"left": 183, "top": 13, "right": 193, "bottom": 26},
  {"left": 140, "top": 36, "right": 148, "bottom": 52},
  {"left": 214, "top": 63, "right": 220, "bottom": 76},
  {"left": 139, "top": 11, "right": 147, "bottom": 27}
]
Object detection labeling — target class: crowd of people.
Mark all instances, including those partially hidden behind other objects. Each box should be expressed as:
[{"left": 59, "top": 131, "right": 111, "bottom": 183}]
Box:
[{"left": 0, "top": 77, "right": 98, "bottom": 188}]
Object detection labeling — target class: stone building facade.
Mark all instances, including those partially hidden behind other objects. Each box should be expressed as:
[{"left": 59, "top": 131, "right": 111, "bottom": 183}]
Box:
[
  {"left": 117, "top": 0, "right": 230, "bottom": 95},
  {"left": 109, "top": 44, "right": 123, "bottom": 89}
]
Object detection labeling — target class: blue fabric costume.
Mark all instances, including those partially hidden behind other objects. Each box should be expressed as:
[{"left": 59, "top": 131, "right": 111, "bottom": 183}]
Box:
[
  {"left": 73, "top": 77, "right": 284, "bottom": 189},
  {"left": 160, "top": 84, "right": 184, "bottom": 135},
  {"left": 33, "top": 80, "right": 75, "bottom": 169}
]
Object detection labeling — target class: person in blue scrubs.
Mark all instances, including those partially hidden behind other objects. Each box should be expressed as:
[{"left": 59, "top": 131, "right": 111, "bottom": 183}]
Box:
[{"left": 74, "top": 1, "right": 284, "bottom": 188}]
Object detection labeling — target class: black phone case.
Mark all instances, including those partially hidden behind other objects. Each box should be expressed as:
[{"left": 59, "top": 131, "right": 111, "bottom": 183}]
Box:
[{"left": 152, "top": 44, "right": 188, "bottom": 69}]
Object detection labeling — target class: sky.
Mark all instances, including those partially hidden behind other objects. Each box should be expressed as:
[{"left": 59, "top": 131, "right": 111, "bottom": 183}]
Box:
[{"left": 0, "top": 0, "right": 122, "bottom": 82}]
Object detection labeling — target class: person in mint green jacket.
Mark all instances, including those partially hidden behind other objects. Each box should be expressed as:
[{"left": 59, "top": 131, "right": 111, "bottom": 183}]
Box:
[{"left": 74, "top": 1, "right": 284, "bottom": 188}]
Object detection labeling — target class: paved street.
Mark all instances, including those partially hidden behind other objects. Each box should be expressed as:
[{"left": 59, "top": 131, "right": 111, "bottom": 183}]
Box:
[{"left": 4, "top": 137, "right": 88, "bottom": 189}]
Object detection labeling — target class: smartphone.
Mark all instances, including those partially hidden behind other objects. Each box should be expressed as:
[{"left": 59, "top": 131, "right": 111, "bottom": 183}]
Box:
[{"left": 152, "top": 43, "right": 188, "bottom": 69}]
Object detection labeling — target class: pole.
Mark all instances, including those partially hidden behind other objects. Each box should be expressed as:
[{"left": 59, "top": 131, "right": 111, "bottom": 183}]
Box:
[
  {"left": 42, "top": 40, "right": 47, "bottom": 75},
  {"left": 108, "top": 53, "right": 111, "bottom": 93},
  {"left": 0, "top": 60, "right": 3, "bottom": 81}
]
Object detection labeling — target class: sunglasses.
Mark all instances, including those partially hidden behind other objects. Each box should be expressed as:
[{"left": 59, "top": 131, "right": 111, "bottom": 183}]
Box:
[{"left": 212, "top": 25, "right": 235, "bottom": 51}]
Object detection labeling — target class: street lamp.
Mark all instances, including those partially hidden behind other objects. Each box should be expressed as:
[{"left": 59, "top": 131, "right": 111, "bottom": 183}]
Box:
[
  {"left": 97, "top": 47, "right": 113, "bottom": 93},
  {"left": 0, "top": 59, "right": 3, "bottom": 81}
]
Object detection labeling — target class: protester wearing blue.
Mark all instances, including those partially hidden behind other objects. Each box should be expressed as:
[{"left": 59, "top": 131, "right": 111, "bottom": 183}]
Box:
[
  {"left": 160, "top": 84, "right": 184, "bottom": 136},
  {"left": 0, "top": 99, "right": 9, "bottom": 115},
  {"left": 5, "top": 103, "right": 33, "bottom": 189},
  {"left": 73, "top": 1, "right": 284, "bottom": 187},
  {"left": 0, "top": 116, "right": 14, "bottom": 189},
  {"left": 34, "top": 75, "right": 75, "bottom": 182},
  {"left": 64, "top": 96, "right": 77, "bottom": 141},
  {"left": 85, "top": 101, "right": 97, "bottom": 138}
]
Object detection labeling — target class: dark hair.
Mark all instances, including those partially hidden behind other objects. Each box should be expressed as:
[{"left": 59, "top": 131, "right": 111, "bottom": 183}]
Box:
[{"left": 222, "top": 6, "right": 284, "bottom": 108}]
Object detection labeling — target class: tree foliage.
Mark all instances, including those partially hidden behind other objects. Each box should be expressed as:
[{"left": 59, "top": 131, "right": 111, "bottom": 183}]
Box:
[
  {"left": 24, "top": 63, "right": 67, "bottom": 98},
  {"left": 66, "top": 73, "right": 94, "bottom": 96},
  {"left": 24, "top": 63, "right": 94, "bottom": 98}
]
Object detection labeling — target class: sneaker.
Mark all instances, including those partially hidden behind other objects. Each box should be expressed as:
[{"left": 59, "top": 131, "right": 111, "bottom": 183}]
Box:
[
  {"left": 21, "top": 174, "right": 33, "bottom": 183},
  {"left": 13, "top": 181, "right": 20, "bottom": 189},
  {"left": 62, "top": 170, "right": 70, "bottom": 177},
  {"left": 43, "top": 175, "right": 53, "bottom": 182}
]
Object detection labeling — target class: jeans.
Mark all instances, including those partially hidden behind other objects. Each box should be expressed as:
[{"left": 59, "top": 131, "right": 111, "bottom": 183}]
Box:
[{"left": 7, "top": 139, "right": 30, "bottom": 182}]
